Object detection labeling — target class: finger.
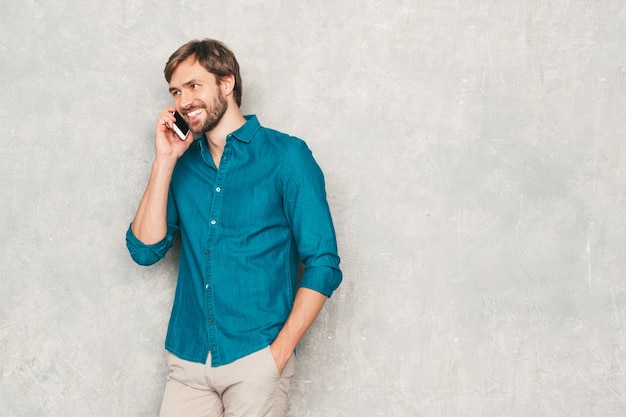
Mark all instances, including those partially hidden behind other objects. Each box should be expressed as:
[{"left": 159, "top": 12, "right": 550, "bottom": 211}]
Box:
[
  {"left": 160, "top": 115, "right": 175, "bottom": 129},
  {"left": 159, "top": 108, "right": 176, "bottom": 121}
]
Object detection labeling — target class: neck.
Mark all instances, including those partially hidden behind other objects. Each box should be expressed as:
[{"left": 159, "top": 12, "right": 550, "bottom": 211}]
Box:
[
  {"left": 205, "top": 106, "right": 246, "bottom": 150},
  {"left": 204, "top": 104, "right": 246, "bottom": 169}
]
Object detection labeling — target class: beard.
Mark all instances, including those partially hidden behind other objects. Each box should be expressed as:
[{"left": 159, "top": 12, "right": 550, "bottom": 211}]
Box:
[{"left": 187, "top": 93, "right": 228, "bottom": 134}]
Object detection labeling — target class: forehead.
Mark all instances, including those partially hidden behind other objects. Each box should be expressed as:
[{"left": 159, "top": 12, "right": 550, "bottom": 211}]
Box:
[{"left": 169, "top": 57, "right": 216, "bottom": 87}]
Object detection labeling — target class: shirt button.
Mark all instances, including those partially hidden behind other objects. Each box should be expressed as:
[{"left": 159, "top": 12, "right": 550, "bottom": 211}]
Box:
[
  {"left": 215, "top": 187, "right": 221, "bottom": 192},
  {"left": 205, "top": 284, "right": 210, "bottom": 290},
  {"left": 208, "top": 318, "right": 214, "bottom": 323},
  {"left": 211, "top": 220, "right": 216, "bottom": 225}
]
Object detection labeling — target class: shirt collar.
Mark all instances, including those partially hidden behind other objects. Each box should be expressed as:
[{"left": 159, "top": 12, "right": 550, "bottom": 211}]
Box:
[{"left": 229, "top": 114, "right": 260, "bottom": 143}]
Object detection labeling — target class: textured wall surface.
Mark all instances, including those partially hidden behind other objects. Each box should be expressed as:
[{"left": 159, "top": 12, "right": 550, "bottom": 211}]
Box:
[{"left": 2, "top": 1, "right": 626, "bottom": 416}]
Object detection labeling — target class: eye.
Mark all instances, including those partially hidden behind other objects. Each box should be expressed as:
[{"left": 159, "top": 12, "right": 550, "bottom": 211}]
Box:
[
  {"left": 170, "top": 90, "right": 181, "bottom": 97},
  {"left": 191, "top": 84, "right": 200, "bottom": 89}
]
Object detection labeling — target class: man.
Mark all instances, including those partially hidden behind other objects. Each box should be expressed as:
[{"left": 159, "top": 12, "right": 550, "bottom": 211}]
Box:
[{"left": 125, "top": 38, "right": 342, "bottom": 417}]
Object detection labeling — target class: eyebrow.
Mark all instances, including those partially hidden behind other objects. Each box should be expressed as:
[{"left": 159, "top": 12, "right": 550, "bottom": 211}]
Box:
[{"left": 169, "top": 79, "right": 200, "bottom": 93}]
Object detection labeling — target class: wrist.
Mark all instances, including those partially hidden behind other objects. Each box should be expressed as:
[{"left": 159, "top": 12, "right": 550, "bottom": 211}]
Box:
[
  {"left": 153, "top": 154, "right": 178, "bottom": 171},
  {"left": 269, "top": 342, "right": 291, "bottom": 374}
]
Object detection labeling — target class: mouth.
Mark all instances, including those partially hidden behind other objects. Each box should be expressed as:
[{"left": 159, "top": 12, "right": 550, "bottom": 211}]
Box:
[{"left": 185, "top": 108, "right": 203, "bottom": 122}]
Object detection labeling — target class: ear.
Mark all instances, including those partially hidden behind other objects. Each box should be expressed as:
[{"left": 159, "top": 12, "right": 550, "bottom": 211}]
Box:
[{"left": 219, "top": 74, "right": 236, "bottom": 97}]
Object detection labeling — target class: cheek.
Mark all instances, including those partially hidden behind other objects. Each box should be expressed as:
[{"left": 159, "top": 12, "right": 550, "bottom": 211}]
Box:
[{"left": 194, "top": 92, "right": 211, "bottom": 106}]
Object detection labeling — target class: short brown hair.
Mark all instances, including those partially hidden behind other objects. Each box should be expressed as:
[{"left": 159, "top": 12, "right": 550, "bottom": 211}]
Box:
[{"left": 164, "top": 39, "right": 242, "bottom": 107}]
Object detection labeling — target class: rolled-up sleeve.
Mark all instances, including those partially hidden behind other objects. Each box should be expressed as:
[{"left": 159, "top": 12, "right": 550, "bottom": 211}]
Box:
[
  {"left": 125, "top": 225, "right": 175, "bottom": 266},
  {"left": 281, "top": 140, "right": 342, "bottom": 297}
]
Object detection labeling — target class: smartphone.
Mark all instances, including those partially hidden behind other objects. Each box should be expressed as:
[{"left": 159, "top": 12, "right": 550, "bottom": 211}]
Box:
[{"left": 172, "top": 111, "right": 190, "bottom": 140}]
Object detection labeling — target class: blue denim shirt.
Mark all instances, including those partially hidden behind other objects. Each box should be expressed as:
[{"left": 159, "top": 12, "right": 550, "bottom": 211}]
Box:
[{"left": 126, "top": 115, "right": 342, "bottom": 366}]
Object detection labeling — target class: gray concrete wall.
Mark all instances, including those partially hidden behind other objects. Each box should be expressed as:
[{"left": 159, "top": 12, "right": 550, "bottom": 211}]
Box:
[{"left": 2, "top": 1, "right": 626, "bottom": 416}]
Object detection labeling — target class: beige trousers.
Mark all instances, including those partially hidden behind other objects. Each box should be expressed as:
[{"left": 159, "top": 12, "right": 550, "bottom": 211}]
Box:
[{"left": 159, "top": 346, "right": 296, "bottom": 417}]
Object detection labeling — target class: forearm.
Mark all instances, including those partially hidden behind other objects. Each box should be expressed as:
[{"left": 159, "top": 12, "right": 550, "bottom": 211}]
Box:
[
  {"left": 270, "top": 287, "right": 328, "bottom": 373},
  {"left": 131, "top": 157, "right": 177, "bottom": 244}
]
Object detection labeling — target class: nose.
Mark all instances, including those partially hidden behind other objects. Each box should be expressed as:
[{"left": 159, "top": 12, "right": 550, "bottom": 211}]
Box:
[{"left": 179, "top": 89, "right": 194, "bottom": 110}]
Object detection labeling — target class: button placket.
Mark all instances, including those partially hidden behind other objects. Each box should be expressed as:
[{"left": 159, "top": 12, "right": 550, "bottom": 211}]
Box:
[{"left": 203, "top": 141, "right": 231, "bottom": 356}]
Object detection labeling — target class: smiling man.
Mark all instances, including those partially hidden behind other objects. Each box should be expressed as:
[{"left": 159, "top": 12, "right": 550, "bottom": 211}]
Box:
[{"left": 125, "top": 39, "right": 342, "bottom": 417}]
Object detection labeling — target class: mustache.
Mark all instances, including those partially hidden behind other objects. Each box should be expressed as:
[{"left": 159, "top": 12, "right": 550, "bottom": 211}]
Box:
[{"left": 182, "top": 102, "right": 206, "bottom": 113}]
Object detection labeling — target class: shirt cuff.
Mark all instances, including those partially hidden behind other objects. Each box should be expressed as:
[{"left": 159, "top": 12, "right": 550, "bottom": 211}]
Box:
[
  {"left": 125, "top": 224, "right": 171, "bottom": 266},
  {"left": 299, "top": 265, "right": 343, "bottom": 297}
]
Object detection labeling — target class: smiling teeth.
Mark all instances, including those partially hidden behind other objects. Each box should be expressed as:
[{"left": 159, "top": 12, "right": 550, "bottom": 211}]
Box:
[{"left": 187, "top": 109, "right": 202, "bottom": 117}]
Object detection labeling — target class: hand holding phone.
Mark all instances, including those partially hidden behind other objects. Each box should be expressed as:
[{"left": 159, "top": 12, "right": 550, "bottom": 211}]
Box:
[{"left": 171, "top": 111, "right": 190, "bottom": 141}]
